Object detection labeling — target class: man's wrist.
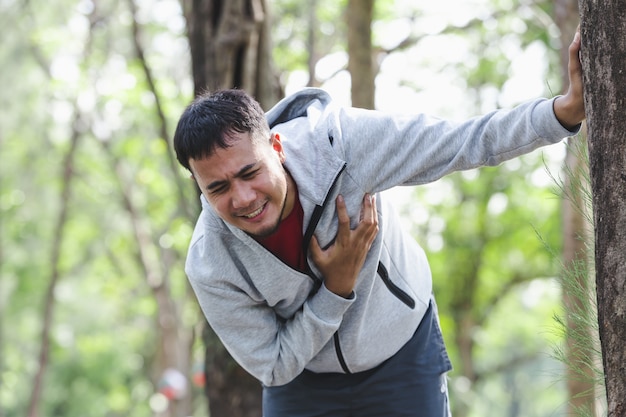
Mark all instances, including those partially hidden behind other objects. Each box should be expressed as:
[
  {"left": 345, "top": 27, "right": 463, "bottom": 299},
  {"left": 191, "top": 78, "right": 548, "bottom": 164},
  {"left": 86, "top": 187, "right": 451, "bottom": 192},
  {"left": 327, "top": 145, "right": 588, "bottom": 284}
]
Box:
[
  {"left": 554, "top": 95, "right": 584, "bottom": 131},
  {"left": 325, "top": 283, "right": 355, "bottom": 298}
]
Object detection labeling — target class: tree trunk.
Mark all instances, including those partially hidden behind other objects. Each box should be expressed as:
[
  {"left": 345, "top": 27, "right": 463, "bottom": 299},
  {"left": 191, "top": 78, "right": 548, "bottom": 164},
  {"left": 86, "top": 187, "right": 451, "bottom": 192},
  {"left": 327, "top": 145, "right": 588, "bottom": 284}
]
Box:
[
  {"left": 346, "top": 0, "right": 375, "bottom": 109},
  {"left": 578, "top": 2, "right": 626, "bottom": 416},
  {"left": 179, "top": 1, "right": 280, "bottom": 415},
  {"left": 182, "top": 0, "right": 280, "bottom": 108},
  {"left": 27, "top": 112, "right": 82, "bottom": 417},
  {"left": 203, "top": 327, "right": 263, "bottom": 417},
  {"left": 554, "top": 1, "right": 597, "bottom": 415},
  {"left": 306, "top": 0, "right": 320, "bottom": 87}
]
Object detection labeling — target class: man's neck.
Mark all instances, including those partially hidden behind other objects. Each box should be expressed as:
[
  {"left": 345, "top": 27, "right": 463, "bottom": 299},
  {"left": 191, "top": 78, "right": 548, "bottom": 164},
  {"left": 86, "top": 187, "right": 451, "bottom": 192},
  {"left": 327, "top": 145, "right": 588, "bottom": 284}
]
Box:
[{"left": 280, "top": 169, "right": 297, "bottom": 222}]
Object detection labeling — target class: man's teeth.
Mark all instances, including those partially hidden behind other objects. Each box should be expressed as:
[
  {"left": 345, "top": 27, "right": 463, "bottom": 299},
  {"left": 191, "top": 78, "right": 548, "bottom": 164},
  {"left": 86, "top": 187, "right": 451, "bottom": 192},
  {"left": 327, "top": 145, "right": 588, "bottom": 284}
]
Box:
[{"left": 244, "top": 205, "right": 264, "bottom": 218}]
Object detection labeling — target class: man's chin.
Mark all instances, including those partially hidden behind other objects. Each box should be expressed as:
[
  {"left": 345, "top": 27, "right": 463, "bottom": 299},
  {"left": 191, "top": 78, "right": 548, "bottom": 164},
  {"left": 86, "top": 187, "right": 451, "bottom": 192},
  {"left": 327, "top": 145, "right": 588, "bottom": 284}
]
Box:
[
  {"left": 240, "top": 198, "right": 286, "bottom": 239},
  {"left": 245, "top": 220, "right": 281, "bottom": 240}
]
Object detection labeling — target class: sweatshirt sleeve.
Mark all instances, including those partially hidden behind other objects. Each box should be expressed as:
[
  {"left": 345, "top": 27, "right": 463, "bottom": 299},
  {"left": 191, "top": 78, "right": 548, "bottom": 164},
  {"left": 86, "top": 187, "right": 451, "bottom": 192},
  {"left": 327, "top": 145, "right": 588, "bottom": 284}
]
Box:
[
  {"left": 185, "top": 234, "right": 354, "bottom": 387},
  {"left": 334, "top": 96, "right": 579, "bottom": 191}
]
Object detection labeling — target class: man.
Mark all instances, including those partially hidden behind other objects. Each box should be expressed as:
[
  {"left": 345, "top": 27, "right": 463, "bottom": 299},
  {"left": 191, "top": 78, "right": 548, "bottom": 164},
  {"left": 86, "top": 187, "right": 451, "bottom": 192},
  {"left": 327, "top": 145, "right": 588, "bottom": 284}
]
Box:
[{"left": 173, "top": 30, "right": 585, "bottom": 416}]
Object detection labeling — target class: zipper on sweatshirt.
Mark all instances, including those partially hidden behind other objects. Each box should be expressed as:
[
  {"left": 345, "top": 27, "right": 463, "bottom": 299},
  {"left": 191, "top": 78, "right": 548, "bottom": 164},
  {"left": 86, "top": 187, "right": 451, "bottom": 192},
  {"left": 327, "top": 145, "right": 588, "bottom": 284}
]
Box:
[
  {"left": 302, "top": 162, "right": 347, "bottom": 286},
  {"left": 377, "top": 262, "right": 416, "bottom": 309},
  {"left": 300, "top": 162, "right": 351, "bottom": 370},
  {"left": 334, "top": 332, "right": 351, "bottom": 374}
]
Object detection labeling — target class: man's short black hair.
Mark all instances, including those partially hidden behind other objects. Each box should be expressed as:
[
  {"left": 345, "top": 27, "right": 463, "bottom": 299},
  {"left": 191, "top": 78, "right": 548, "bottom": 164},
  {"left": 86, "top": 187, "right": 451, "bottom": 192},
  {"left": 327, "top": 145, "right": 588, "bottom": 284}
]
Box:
[{"left": 173, "top": 89, "right": 270, "bottom": 172}]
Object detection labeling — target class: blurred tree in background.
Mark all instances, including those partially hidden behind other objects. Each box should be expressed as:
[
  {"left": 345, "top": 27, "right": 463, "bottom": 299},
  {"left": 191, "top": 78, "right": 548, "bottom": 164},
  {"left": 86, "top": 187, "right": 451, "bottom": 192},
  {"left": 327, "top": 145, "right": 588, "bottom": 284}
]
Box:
[
  {"left": 0, "top": 0, "right": 603, "bottom": 416},
  {"left": 2, "top": 0, "right": 200, "bottom": 415}
]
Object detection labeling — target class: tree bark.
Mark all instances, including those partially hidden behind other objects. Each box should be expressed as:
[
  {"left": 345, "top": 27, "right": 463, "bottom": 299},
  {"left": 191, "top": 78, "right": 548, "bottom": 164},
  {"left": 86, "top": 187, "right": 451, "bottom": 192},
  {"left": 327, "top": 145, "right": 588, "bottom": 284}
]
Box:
[
  {"left": 203, "top": 327, "right": 263, "bottom": 417},
  {"left": 578, "top": 1, "right": 626, "bottom": 415},
  {"left": 182, "top": 0, "right": 280, "bottom": 108},
  {"left": 346, "top": 0, "right": 375, "bottom": 109},
  {"left": 306, "top": 0, "right": 320, "bottom": 87}
]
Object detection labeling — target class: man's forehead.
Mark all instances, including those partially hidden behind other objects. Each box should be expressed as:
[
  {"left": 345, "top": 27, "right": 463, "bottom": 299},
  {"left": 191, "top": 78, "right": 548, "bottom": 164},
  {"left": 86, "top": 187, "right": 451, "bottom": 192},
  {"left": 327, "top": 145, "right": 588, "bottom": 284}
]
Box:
[{"left": 192, "top": 145, "right": 262, "bottom": 180}]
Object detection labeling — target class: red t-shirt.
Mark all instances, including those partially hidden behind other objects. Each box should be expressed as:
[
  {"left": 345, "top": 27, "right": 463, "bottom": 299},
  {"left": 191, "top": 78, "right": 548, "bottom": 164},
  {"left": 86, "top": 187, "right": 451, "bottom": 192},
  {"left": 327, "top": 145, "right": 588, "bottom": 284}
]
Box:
[{"left": 259, "top": 194, "right": 307, "bottom": 273}]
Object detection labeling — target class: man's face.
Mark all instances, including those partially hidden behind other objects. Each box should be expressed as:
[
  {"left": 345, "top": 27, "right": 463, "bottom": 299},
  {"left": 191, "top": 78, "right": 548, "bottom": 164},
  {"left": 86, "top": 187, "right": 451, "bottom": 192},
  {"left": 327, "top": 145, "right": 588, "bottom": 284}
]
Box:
[{"left": 189, "top": 132, "right": 294, "bottom": 238}]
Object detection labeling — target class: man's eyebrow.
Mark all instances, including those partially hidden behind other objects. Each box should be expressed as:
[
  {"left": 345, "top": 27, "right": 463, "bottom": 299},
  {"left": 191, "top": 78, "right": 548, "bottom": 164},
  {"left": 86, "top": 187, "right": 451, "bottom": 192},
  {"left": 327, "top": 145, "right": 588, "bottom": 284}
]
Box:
[{"left": 206, "top": 163, "right": 258, "bottom": 191}]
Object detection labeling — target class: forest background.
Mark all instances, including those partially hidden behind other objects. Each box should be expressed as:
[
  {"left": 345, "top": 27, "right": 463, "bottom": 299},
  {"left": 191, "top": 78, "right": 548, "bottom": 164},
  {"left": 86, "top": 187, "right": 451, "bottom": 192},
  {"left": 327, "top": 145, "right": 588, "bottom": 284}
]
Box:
[{"left": 0, "top": 0, "right": 604, "bottom": 416}]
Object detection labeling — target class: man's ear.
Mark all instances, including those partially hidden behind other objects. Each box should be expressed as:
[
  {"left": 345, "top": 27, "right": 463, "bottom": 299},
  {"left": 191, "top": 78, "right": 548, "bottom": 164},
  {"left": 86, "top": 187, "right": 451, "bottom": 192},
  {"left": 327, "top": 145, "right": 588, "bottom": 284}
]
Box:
[{"left": 189, "top": 172, "right": 202, "bottom": 190}]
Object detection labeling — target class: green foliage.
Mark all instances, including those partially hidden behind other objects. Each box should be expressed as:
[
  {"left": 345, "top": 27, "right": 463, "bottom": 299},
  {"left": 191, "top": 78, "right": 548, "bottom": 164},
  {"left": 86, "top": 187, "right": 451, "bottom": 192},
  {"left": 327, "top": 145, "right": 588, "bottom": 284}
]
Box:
[
  {"left": 0, "top": 0, "right": 198, "bottom": 415},
  {"left": 546, "top": 136, "right": 607, "bottom": 416},
  {"left": 271, "top": 0, "right": 348, "bottom": 80},
  {"left": 403, "top": 151, "right": 568, "bottom": 415}
]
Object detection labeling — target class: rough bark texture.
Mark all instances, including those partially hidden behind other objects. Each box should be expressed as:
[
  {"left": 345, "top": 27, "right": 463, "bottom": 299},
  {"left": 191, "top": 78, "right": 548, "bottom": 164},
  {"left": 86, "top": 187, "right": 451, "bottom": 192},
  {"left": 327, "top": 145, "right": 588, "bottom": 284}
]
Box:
[
  {"left": 203, "top": 327, "right": 262, "bottom": 417},
  {"left": 346, "top": 0, "right": 375, "bottom": 109},
  {"left": 578, "top": 1, "right": 626, "bottom": 415},
  {"left": 182, "top": 0, "right": 280, "bottom": 108}
]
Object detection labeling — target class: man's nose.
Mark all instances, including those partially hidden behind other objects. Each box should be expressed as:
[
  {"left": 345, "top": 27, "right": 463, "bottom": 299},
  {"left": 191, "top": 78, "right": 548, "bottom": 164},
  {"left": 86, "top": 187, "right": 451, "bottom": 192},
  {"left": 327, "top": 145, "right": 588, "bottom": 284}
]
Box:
[{"left": 231, "top": 181, "right": 255, "bottom": 209}]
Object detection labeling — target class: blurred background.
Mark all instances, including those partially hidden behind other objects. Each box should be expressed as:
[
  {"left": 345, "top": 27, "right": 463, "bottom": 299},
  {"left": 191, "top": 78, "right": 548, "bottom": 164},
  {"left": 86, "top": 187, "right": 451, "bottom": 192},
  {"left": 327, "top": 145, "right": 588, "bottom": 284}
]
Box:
[{"left": 0, "top": 0, "right": 603, "bottom": 416}]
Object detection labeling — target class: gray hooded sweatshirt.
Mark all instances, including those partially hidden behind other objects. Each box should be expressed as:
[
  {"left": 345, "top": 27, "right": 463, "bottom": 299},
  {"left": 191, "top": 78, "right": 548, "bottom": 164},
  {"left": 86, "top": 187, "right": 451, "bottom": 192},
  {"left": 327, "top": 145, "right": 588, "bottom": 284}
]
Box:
[{"left": 185, "top": 88, "right": 577, "bottom": 387}]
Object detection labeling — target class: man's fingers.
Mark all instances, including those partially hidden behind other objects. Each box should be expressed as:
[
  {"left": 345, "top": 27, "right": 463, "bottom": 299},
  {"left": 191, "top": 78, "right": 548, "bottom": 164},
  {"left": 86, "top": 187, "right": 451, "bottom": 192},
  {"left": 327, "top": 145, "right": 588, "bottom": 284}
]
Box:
[
  {"left": 361, "top": 193, "right": 378, "bottom": 227},
  {"left": 334, "top": 193, "right": 379, "bottom": 247},
  {"left": 566, "top": 28, "right": 586, "bottom": 123},
  {"left": 569, "top": 30, "right": 582, "bottom": 73},
  {"left": 335, "top": 195, "right": 351, "bottom": 243},
  {"left": 309, "top": 235, "right": 322, "bottom": 261},
  {"left": 356, "top": 193, "right": 379, "bottom": 247},
  {"left": 336, "top": 195, "right": 350, "bottom": 223},
  {"left": 360, "top": 193, "right": 370, "bottom": 221},
  {"left": 368, "top": 194, "right": 377, "bottom": 224}
]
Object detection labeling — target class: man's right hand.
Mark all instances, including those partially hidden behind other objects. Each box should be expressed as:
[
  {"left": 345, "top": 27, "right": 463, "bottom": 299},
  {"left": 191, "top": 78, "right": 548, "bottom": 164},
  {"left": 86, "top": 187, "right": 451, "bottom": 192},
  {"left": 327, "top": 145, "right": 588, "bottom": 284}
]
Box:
[
  {"left": 554, "top": 28, "right": 586, "bottom": 130},
  {"left": 310, "top": 193, "right": 379, "bottom": 298}
]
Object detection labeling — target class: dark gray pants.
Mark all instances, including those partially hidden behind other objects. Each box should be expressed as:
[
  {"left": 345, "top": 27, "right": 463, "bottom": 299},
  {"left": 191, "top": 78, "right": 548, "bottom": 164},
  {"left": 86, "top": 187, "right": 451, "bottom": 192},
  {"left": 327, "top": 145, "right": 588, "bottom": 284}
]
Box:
[{"left": 263, "top": 300, "right": 452, "bottom": 417}]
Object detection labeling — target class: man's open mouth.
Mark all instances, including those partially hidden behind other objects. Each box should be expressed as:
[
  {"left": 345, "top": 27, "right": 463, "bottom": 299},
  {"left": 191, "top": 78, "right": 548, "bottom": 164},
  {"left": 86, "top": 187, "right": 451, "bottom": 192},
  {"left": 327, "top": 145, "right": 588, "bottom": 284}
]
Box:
[{"left": 242, "top": 203, "right": 266, "bottom": 219}]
